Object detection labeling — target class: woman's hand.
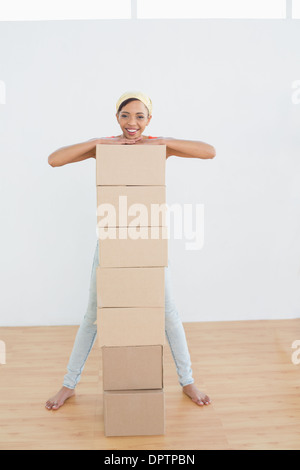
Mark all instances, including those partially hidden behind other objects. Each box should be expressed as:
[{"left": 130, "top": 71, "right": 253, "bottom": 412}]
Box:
[
  {"left": 99, "top": 136, "right": 168, "bottom": 146},
  {"left": 133, "top": 137, "right": 166, "bottom": 146},
  {"left": 99, "top": 136, "right": 143, "bottom": 145},
  {"left": 98, "top": 136, "right": 170, "bottom": 158}
]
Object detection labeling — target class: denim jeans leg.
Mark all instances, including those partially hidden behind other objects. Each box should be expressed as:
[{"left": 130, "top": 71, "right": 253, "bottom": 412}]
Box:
[
  {"left": 63, "top": 241, "right": 99, "bottom": 390},
  {"left": 164, "top": 259, "right": 194, "bottom": 387},
  {"left": 63, "top": 241, "right": 193, "bottom": 389}
]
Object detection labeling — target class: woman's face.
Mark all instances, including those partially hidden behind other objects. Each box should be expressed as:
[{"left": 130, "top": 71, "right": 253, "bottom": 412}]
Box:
[{"left": 116, "top": 100, "right": 152, "bottom": 139}]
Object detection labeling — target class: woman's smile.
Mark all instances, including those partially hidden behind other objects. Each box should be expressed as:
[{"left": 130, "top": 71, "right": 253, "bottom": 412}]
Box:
[{"left": 126, "top": 128, "right": 139, "bottom": 135}]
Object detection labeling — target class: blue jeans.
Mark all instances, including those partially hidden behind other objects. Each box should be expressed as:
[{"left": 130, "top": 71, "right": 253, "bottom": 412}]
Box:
[{"left": 63, "top": 240, "right": 194, "bottom": 389}]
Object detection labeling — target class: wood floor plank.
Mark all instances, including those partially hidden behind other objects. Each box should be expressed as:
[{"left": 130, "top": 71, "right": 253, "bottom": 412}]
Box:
[{"left": 0, "top": 319, "right": 299, "bottom": 450}]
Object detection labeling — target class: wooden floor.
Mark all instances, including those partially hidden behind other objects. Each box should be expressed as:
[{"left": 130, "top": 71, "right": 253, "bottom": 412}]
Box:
[{"left": 0, "top": 319, "right": 299, "bottom": 450}]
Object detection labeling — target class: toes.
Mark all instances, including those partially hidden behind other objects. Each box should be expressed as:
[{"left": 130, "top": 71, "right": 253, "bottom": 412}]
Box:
[
  {"left": 45, "top": 400, "right": 59, "bottom": 410},
  {"left": 200, "top": 394, "right": 210, "bottom": 405},
  {"left": 193, "top": 397, "right": 204, "bottom": 406},
  {"left": 195, "top": 395, "right": 211, "bottom": 406}
]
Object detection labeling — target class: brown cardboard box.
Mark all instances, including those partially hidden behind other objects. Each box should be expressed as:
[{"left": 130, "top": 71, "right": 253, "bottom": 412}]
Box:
[
  {"left": 103, "top": 389, "right": 165, "bottom": 436},
  {"left": 96, "top": 185, "right": 167, "bottom": 227},
  {"left": 98, "top": 226, "right": 168, "bottom": 267},
  {"left": 96, "top": 144, "right": 166, "bottom": 186},
  {"left": 96, "top": 267, "right": 165, "bottom": 307},
  {"left": 102, "top": 345, "right": 163, "bottom": 391},
  {"left": 97, "top": 307, "right": 165, "bottom": 347}
]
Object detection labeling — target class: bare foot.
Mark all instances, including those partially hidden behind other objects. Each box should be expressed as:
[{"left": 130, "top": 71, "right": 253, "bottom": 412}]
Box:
[
  {"left": 45, "top": 386, "right": 75, "bottom": 410},
  {"left": 183, "top": 384, "right": 211, "bottom": 406}
]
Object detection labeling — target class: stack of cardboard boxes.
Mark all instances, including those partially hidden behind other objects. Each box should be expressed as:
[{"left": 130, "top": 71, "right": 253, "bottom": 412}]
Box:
[{"left": 95, "top": 144, "right": 168, "bottom": 437}]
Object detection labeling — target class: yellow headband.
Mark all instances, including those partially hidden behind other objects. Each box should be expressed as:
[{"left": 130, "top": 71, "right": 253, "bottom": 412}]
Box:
[{"left": 116, "top": 91, "right": 152, "bottom": 116}]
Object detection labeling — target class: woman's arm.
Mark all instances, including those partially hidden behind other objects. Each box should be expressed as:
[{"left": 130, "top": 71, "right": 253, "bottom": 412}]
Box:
[
  {"left": 48, "top": 135, "right": 143, "bottom": 167},
  {"left": 164, "top": 138, "right": 216, "bottom": 159},
  {"left": 48, "top": 138, "right": 102, "bottom": 167}
]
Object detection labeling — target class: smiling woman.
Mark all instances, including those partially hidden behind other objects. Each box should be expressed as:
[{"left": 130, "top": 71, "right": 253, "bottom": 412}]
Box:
[
  {"left": 46, "top": 90, "right": 214, "bottom": 411},
  {"left": 47, "top": 91, "right": 215, "bottom": 167}
]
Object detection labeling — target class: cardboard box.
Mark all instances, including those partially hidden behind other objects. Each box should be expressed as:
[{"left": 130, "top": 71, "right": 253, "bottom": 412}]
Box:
[
  {"left": 96, "top": 267, "right": 165, "bottom": 308},
  {"left": 103, "top": 389, "right": 165, "bottom": 436},
  {"left": 96, "top": 185, "right": 167, "bottom": 227},
  {"left": 96, "top": 144, "right": 166, "bottom": 186},
  {"left": 98, "top": 226, "right": 168, "bottom": 267},
  {"left": 97, "top": 307, "right": 165, "bottom": 347},
  {"left": 102, "top": 345, "right": 163, "bottom": 391}
]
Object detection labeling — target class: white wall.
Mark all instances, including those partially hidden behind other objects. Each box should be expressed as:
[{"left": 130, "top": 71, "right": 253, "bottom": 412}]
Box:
[{"left": 0, "top": 18, "right": 299, "bottom": 326}]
